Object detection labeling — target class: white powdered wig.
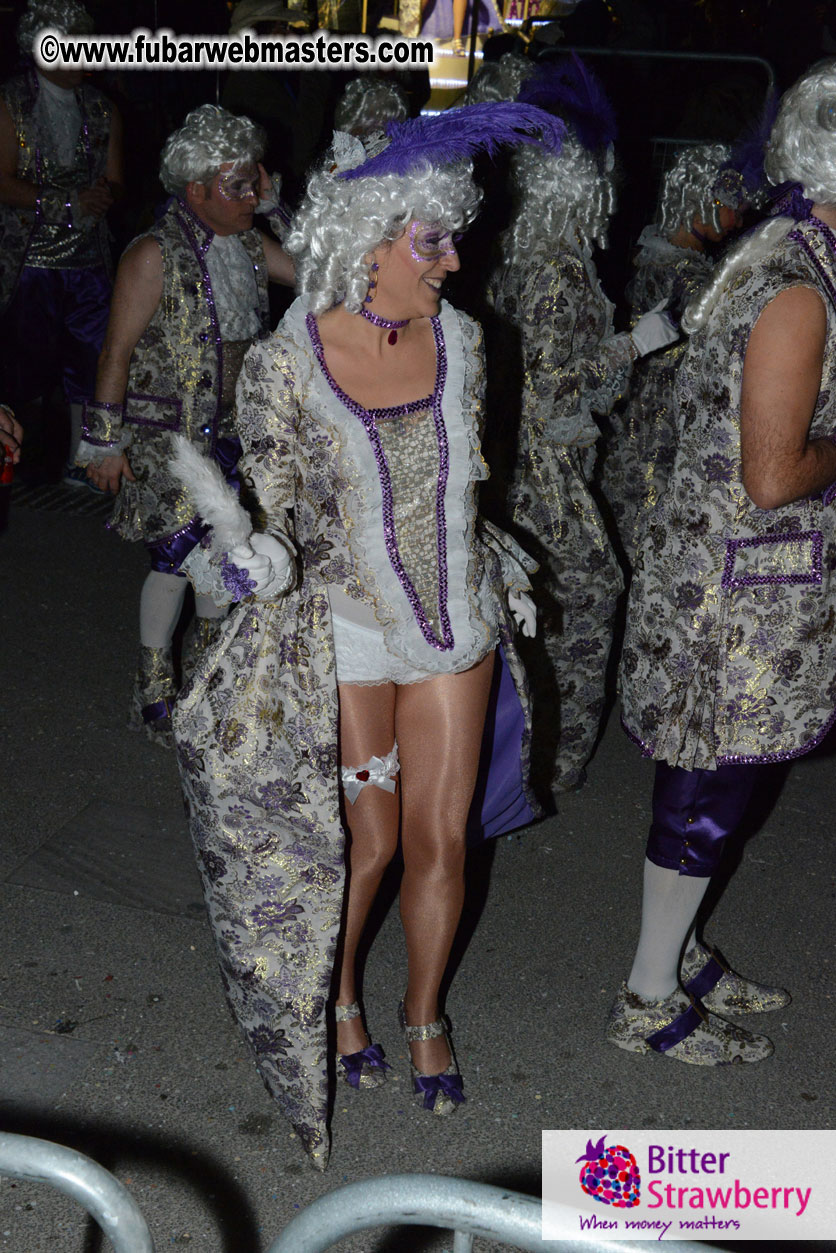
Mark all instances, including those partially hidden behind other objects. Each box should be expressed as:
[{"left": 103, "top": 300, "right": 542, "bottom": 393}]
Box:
[
  {"left": 461, "top": 52, "right": 534, "bottom": 107},
  {"left": 501, "top": 137, "right": 616, "bottom": 259},
  {"left": 18, "top": 0, "right": 93, "bottom": 54},
  {"left": 334, "top": 76, "right": 409, "bottom": 138},
  {"left": 657, "top": 142, "right": 732, "bottom": 236},
  {"left": 286, "top": 141, "right": 482, "bottom": 314},
  {"left": 684, "top": 60, "right": 836, "bottom": 334},
  {"left": 159, "top": 104, "right": 266, "bottom": 195},
  {"left": 765, "top": 57, "right": 836, "bottom": 203}
]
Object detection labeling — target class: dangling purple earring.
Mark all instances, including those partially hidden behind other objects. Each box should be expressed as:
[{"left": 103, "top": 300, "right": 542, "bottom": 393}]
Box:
[{"left": 364, "top": 261, "right": 379, "bottom": 304}]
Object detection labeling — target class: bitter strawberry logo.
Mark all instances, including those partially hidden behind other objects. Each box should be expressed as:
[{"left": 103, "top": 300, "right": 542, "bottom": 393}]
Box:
[{"left": 577, "top": 1135, "right": 641, "bottom": 1208}]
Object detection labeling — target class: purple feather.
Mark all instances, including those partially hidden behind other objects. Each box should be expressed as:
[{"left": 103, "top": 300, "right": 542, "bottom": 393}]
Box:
[
  {"left": 517, "top": 53, "right": 617, "bottom": 152},
  {"left": 337, "top": 102, "right": 566, "bottom": 180},
  {"left": 723, "top": 89, "right": 779, "bottom": 198}
]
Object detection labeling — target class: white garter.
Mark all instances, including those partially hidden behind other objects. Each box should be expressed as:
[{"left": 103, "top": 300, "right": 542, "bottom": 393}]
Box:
[{"left": 341, "top": 742, "right": 400, "bottom": 805}]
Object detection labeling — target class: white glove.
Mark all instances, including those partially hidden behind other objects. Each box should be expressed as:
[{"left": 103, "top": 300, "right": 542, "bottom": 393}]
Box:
[
  {"left": 630, "top": 299, "right": 679, "bottom": 356},
  {"left": 508, "top": 589, "right": 537, "bottom": 638},
  {"left": 227, "top": 533, "right": 293, "bottom": 600}
]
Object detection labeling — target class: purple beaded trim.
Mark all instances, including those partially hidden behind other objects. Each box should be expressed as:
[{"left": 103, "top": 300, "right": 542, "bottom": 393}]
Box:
[
  {"left": 81, "top": 434, "right": 120, "bottom": 447},
  {"left": 721, "top": 529, "right": 822, "bottom": 590},
  {"left": 123, "top": 392, "right": 183, "bottom": 431},
  {"left": 622, "top": 701, "right": 836, "bottom": 766},
  {"left": 306, "top": 312, "right": 454, "bottom": 651},
  {"left": 360, "top": 308, "right": 409, "bottom": 330},
  {"left": 175, "top": 201, "right": 223, "bottom": 452},
  {"left": 788, "top": 218, "right": 836, "bottom": 312}
]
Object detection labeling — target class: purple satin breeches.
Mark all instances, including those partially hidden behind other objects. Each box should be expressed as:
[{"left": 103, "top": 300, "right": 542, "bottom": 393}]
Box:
[
  {"left": 1, "top": 265, "right": 111, "bottom": 407},
  {"left": 646, "top": 761, "right": 761, "bottom": 877}
]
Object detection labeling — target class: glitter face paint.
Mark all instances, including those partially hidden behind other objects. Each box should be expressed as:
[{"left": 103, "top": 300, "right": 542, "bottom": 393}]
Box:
[{"left": 409, "top": 220, "right": 461, "bottom": 263}]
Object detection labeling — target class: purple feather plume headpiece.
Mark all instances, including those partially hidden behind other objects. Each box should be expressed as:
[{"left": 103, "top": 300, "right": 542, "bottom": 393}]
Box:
[
  {"left": 719, "top": 89, "right": 779, "bottom": 205},
  {"left": 517, "top": 53, "right": 617, "bottom": 153},
  {"left": 337, "top": 102, "right": 566, "bottom": 180}
]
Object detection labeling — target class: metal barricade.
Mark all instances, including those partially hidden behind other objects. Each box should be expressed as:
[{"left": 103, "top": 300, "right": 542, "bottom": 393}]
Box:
[
  {"left": 266, "top": 1172, "right": 708, "bottom": 1253},
  {"left": 0, "top": 1132, "right": 155, "bottom": 1253}
]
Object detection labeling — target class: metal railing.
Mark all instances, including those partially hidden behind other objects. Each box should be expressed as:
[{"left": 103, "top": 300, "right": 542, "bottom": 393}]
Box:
[
  {"left": 0, "top": 1141, "right": 726, "bottom": 1253},
  {"left": 265, "top": 1172, "right": 709, "bottom": 1253},
  {"left": 0, "top": 1132, "right": 155, "bottom": 1252}
]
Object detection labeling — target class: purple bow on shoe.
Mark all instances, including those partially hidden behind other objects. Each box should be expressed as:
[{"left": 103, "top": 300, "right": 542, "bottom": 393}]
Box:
[
  {"left": 339, "top": 1043, "right": 390, "bottom": 1089},
  {"left": 414, "top": 1071, "right": 465, "bottom": 1110}
]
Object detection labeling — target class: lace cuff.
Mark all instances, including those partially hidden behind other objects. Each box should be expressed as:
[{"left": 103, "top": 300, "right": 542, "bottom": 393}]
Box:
[
  {"left": 179, "top": 540, "right": 236, "bottom": 607},
  {"left": 75, "top": 432, "right": 131, "bottom": 466},
  {"left": 478, "top": 518, "right": 538, "bottom": 593},
  {"left": 256, "top": 174, "right": 292, "bottom": 242}
]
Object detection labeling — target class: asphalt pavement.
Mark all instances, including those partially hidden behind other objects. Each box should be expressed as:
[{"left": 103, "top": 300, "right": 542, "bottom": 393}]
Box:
[{"left": 1, "top": 486, "right": 834, "bottom": 1252}]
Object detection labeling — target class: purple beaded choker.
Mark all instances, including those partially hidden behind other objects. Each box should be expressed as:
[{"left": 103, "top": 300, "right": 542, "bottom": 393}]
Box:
[{"left": 360, "top": 307, "right": 409, "bottom": 345}]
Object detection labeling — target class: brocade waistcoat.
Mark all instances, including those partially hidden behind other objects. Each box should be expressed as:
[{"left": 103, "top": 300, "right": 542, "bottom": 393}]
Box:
[
  {"left": 620, "top": 219, "right": 836, "bottom": 768},
  {"left": 0, "top": 71, "right": 112, "bottom": 312}
]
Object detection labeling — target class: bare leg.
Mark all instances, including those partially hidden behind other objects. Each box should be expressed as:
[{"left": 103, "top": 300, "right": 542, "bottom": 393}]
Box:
[
  {"left": 452, "top": 0, "right": 468, "bottom": 43},
  {"left": 335, "top": 681, "right": 399, "bottom": 1055},
  {"left": 395, "top": 651, "right": 495, "bottom": 1073}
]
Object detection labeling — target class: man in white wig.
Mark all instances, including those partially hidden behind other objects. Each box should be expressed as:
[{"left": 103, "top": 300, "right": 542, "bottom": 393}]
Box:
[
  {"left": 76, "top": 104, "right": 294, "bottom": 745},
  {"left": 609, "top": 59, "right": 836, "bottom": 1064}
]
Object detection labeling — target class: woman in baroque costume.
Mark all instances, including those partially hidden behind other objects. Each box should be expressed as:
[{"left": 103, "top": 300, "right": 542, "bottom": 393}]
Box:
[
  {"left": 607, "top": 60, "right": 836, "bottom": 1065},
  {"left": 171, "top": 103, "right": 563, "bottom": 1167},
  {"left": 485, "top": 56, "right": 678, "bottom": 797}
]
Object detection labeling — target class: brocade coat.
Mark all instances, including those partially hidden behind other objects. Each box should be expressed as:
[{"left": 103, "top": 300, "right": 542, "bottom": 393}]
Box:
[
  {"left": 599, "top": 227, "right": 715, "bottom": 560},
  {"left": 487, "top": 235, "right": 633, "bottom": 793},
  {"left": 620, "top": 218, "right": 836, "bottom": 770},
  {"left": 173, "top": 296, "right": 537, "bottom": 1168}
]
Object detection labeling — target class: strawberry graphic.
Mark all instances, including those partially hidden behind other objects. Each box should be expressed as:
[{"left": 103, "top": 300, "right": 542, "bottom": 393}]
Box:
[{"left": 576, "top": 1135, "right": 641, "bottom": 1208}]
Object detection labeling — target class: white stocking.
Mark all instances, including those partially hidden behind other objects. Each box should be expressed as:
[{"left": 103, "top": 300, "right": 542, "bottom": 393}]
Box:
[
  {"left": 139, "top": 571, "right": 188, "bottom": 649},
  {"left": 195, "top": 593, "right": 226, "bottom": 620},
  {"left": 626, "top": 859, "right": 711, "bottom": 1001}
]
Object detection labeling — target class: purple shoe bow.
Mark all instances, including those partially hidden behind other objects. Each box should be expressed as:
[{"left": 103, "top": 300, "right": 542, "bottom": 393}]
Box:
[
  {"left": 413, "top": 1071, "right": 465, "bottom": 1110},
  {"left": 339, "top": 1043, "right": 390, "bottom": 1089}
]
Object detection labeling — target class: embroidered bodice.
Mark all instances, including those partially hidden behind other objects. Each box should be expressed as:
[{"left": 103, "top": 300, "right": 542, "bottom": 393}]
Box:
[{"left": 233, "top": 296, "right": 521, "bottom": 674}]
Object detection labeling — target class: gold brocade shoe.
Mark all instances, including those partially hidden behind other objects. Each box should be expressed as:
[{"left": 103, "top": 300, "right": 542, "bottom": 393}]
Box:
[
  {"left": 128, "top": 645, "right": 176, "bottom": 748},
  {"left": 397, "top": 1001, "right": 465, "bottom": 1114},
  {"left": 335, "top": 1002, "right": 390, "bottom": 1090},
  {"left": 606, "top": 982, "right": 773, "bottom": 1066},
  {"left": 680, "top": 942, "right": 791, "bottom": 1015}
]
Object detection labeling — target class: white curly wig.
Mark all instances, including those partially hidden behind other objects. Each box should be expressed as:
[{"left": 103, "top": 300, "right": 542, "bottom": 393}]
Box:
[
  {"left": 159, "top": 105, "right": 265, "bottom": 195},
  {"left": 657, "top": 142, "right": 733, "bottom": 236},
  {"left": 461, "top": 52, "right": 534, "bottom": 107},
  {"left": 334, "top": 76, "right": 409, "bottom": 138},
  {"left": 501, "top": 137, "right": 615, "bottom": 260},
  {"left": 684, "top": 60, "right": 836, "bottom": 334},
  {"left": 18, "top": 0, "right": 93, "bottom": 55},
  {"left": 765, "top": 57, "right": 836, "bottom": 202},
  {"left": 286, "top": 137, "right": 482, "bottom": 314}
]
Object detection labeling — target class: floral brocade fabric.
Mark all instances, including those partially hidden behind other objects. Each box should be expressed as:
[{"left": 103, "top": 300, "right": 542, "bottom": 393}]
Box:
[
  {"left": 620, "top": 220, "right": 836, "bottom": 770},
  {"left": 0, "top": 72, "right": 113, "bottom": 315},
  {"left": 599, "top": 230, "right": 715, "bottom": 561},
  {"left": 487, "top": 238, "right": 631, "bottom": 793},
  {"left": 174, "top": 296, "right": 537, "bottom": 1166},
  {"left": 96, "top": 204, "right": 269, "bottom": 545}
]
